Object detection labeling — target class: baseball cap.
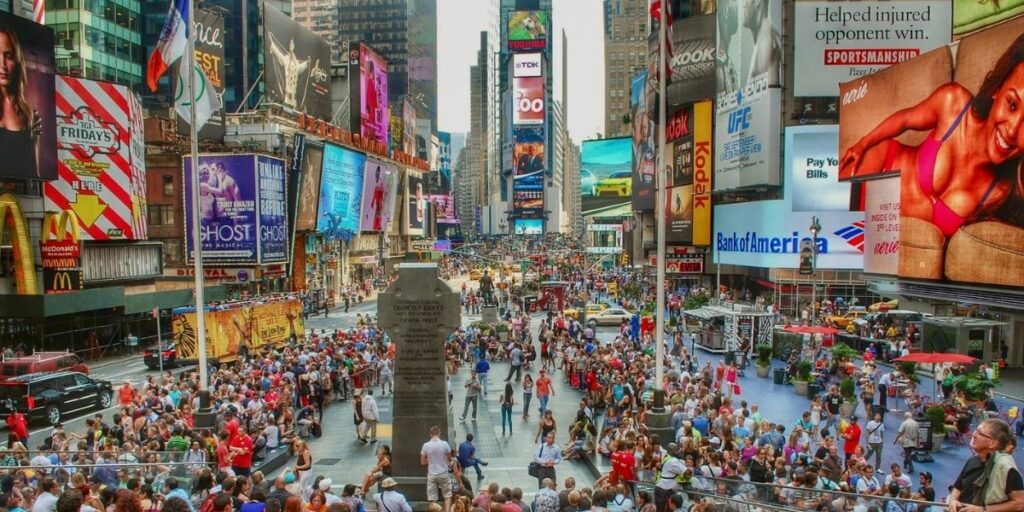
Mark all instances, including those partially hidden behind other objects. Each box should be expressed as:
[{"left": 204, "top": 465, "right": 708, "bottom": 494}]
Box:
[{"left": 318, "top": 478, "right": 333, "bottom": 490}]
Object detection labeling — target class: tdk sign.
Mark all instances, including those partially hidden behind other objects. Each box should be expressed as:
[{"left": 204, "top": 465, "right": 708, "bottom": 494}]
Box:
[
  {"left": 727, "top": 106, "right": 751, "bottom": 134},
  {"left": 513, "top": 53, "right": 542, "bottom": 78}
]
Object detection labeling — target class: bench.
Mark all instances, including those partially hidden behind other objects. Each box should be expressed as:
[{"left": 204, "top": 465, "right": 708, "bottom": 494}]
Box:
[{"left": 252, "top": 446, "right": 291, "bottom": 475}]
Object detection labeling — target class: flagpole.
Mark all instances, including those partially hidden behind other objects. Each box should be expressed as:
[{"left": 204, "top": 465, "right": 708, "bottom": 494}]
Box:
[
  {"left": 185, "top": 0, "right": 210, "bottom": 392},
  {"left": 653, "top": 0, "right": 667, "bottom": 412}
]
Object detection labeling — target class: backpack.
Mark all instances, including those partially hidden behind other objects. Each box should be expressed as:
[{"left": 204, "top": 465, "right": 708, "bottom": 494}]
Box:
[{"left": 198, "top": 492, "right": 219, "bottom": 512}]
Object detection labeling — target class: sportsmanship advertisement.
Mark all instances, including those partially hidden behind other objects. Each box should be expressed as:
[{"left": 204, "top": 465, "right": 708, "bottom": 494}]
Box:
[
  {"left": 0, "top": 12, "right": 56, "bottom": 181},
  {"left": 715, "top": 0, "right": 782, "bottom": 191},
  {"left": 184, "top": 155, "right": 258, "bottom": 264},
  {"left": 316, "top": 144, "right": 365, "bottom": 239},
  {"left": 256, "top": 155, "right": 288, "bottom": 263},
  {"left": 513, "top": 77, "right": 545, "bottom": 125},
  {"left": 513, "top": 53, "right": 542, "bottom": 78},
  {"left": 631, "top": 71, "right": 656, "bottom": 210},
  {"left": 263, "top": 4, "right": 332, "bottom": 120},
  {"left": 405, "top": 171, "right": 426, "bottom": 236},
  {"left": 295, "top": 143, "right": 323, "bottom": 231},
  {"left": 863, "top": 176, "right": 901, "bottom": 275},
  {"left": 954, "top": 0, "right": 1024, "bottom": 36},
  {"left": 358, "top": 159, "right": 398, "bottom": 233},
  {"left": 786, "top": 125, "right": 853, "bottom": 213},
  {"left": 176, "top": 8, "right": 225, "bottom": 139},
  {"left": 839, "top": 18, "right": 1024, "bottom": 287},
  {"left": 667, "top": 15, "right": 717, "bottom": 105},
  {"left": 508, "top": 11, "right": 548, "bottom": 50},
  {"left": 581, "top": 137, "right": 633, "bottom": 217},
  {"left": 793, "top": 0, "right": 951, "bottom": 97},
  {"left": 359, "top": 44, "right": 389, "bottom": 146}
]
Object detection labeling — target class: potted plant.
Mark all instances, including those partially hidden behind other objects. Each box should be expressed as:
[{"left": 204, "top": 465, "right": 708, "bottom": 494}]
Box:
[
  {"left": 924, "top": 405, "right": 947, "bottom": 452},
  {"left": 830, "top": 342, "right": 859, "bottom": 374},
  {"left": 839, "top": 377, "right": 857, "bottom": 418},
  {"left": 794, "top": 360, "right": 813, "bottom": 396},
  {"left": 755, "top": 344, "right": 772, "bottom": 378}
]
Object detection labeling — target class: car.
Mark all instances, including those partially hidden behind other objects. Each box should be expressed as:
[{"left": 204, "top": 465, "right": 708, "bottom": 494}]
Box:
[
  {"left": 586, "top": 303, "right": 609, "bottom": 314},
  {"left": 594, "top": 171, "right": 633, "bottom": 197},
  {"left": 0, "top": 352, "right": 89, "bottom": 381},
  {"left": 143, "top": 342, "right": 178, "bottom": 370},
  {"left": 580, "top": 169, "right": 597, "bottom": 196},
  {"left": 0, "top": 371, "right": 113, "bottom": 425},
  {"left": 562, "top": 307, "right": 580, "bottom": 320},
  {"left": 586, "top": 307, "right": 634, "bottom": 326},
  {"left": 825, "top": 310, "right": 867, "bottom": 328}
]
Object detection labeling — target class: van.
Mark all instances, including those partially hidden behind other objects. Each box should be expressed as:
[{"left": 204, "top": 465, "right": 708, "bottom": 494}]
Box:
[{"left": 0, "top": 352, "right": 90, "bottom": 381}]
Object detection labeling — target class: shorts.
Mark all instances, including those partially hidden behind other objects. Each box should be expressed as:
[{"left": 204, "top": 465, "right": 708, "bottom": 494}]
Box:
[{"left": 427, "top": 473, "right": 453, "bottom": 500}]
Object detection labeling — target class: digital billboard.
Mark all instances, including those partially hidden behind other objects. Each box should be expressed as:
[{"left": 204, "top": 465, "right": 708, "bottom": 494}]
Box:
[
  {"left": 514, "top": 127, "right": 545, "bottom": 176},
  {"left": 954, "top": 0, "right": 1024, "bottom": 36},
  {"left": 631, "top": 71, "right": 655, "bottom": 211},
  {"left": 184, "top": 154, "right": 259, "bottom": 264},
  {"left": 438, "top": 131, "right": 452, "bottom": 194},
  {"left": 786, "top": 125, "right": 853, "bottom": 213},
  {"left": 176, "top": 8, "right": 225, "bottom": 139},
  {"left": 668, "top": 107, "right": 694, "bottom": 187},
  {"left": 263, "top": 4, "right": 332, "bottom": 120},
  {"left": 667, "top": 15, "right": 717, "bottom": 105},
  {"left": 793, "top": 0, "right": 951, "bottom": 97},
  {"left": 581, "top": 137, "right": 632, "bottom": 217},
  {"left": 513, "top": 189, "right": 544, "bottom": 219},
  {"left": 0, "top": 12, "right": 56, "bottom": 181},
  {"left": 667, "top": 185, "right": 693, "bottom": 242},
  {"left": 428, "top": 194, "right": 457, "bottom": 224},
  {"left": 359, "top": 44, "right": 389, "bottom": 146},
  {"left": 508, "top": 11, "right": 548, "bottom": 51},
  {"left": 295, "top": 143, "right": 323, "bottom": 231},
  {"left": 840, "top": 18, "right": 1024, "bottom": 287},
  {"left": 715, "top": 0, "right": 782, "bottom": 191},
  {"left": 514, "top": 218, "right": 543, "bottom": 235},
  {"left": 863, "top": 176, "right": 901, "bottom": 275},
  {"left": 316, "top": 144, "right": 365, "bottom": 239},
  {"left": 403, "top": 100, "right": 416, "bottom": 155},
  {"left": 358, "top": 159, "right": 398, "bottom": 232},
  {"left": 513, "top": 53, "right": 542, "bottom": 77},
  {"left": 513, "top": 77, "right": 545, "bottom": 125},
  {"left": 405, "top": 170, "right": 425, "bottom": 236},
  {"left": 256, "top": 155, "right": 288, "bottom": 263}
]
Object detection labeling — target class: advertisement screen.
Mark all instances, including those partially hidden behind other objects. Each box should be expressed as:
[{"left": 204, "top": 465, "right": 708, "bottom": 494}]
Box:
[
  {"left": 263, "top": 4, "right": 332, "bottom": 120},
  {"left": 403, "top": 100, "right": 416, "bottom": 155},
  {"left": 428, "top": 194, "right": 457, "bottom": 223},
  {"left": 295, "top": 144, "right": 323, "bottom": 231},
  {"left": 514, "top": 218, "right": 543, "bottom": 235},
  {"left": 513, "top": 77, "right": 545, "bottom": 125},
  {"left": 358, "top": 159, "right": 398, "bottom": 232},
  {"left": 513, "top": 53, "right": 543, "bottom": 77},
  {"left": 405, "top": 171, "right": 426, "bottom": 236},
  {"left": 631, "top": 71, "right": 655, "bottom": 210},
  {"left": 513, "top": 189, "right": 544, "bottom": 218},
  {"left": 667, "top": 15, "right": 717, "bottom": 105},
  {"left": 256, "top": 155, "right": 288, "bottom": 263},
  {"left": 514, "top": 127, "right": 545, "bottom": 177},
  {"left": 693, "top": 101, "right": 713, "bottom": 246},
  {"left": 508, "top": 11, "right": 548, "bottom": 50},
  {"left": 316, "top": 144, "right": 365, "bottom": 239},
  {"left": 184, "top": 154, "right": 259, "bottom": 264},
  {"left": 176, "top": 8, "right": 225, "bottom": 139},
  {"left": 0, "top": 12, "right": 56, "bottom": 181},
  {"left": 786, "top": 125, "right": 853, "bottom": 212},
  {"left": 668, "top": 107, "right": 694, "bottom": 187},
  {"left": 668, "top": 185, "right": 693, "bottom": 242},
  {"left": 359, "top": 44, "right": 389, "bottom": 146},
  {"left": 581, "top": 137, "right": 632, "bottom": 217},
  {"left": 863, "top": 176, "right": 901, "bottom": 275},
  {"left": 793, "top": 0, "right": 951, "bottom": 97},
  {"left": 954, "top": 0, "right": 1024, "bottom": 36},
  {"left": 46, "top": 76, "right": 146, "bottom": 240},
  {"left": 438, "top": 131, "right": 452, "bottom": 194}
]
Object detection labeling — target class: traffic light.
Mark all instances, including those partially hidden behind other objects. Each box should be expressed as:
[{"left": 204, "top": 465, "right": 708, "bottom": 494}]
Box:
[{"left": 621, "top": 254, "right": 629, "bottom": 266}]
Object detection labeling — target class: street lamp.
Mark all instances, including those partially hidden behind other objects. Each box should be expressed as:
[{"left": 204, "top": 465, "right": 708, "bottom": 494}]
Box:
[{"left": 809, "top": 216, "right": 822, "bottom": 323}]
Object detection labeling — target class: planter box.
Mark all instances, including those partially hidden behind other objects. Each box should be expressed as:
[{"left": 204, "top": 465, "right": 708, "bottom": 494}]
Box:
[
  {"left": 794, "top": 380, "right": 809, "bottom": 396},
  {"left": 756, "top": 365, "right": 771, "bottom": 378}
]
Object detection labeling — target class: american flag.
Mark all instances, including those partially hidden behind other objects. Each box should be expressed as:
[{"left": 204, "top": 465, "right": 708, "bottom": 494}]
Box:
[
  {"left": 834, "top": 221, "right": 866, "bottom": 252},
  {"left": 650, "top": 0, "right": 674, "bottom": 84}
]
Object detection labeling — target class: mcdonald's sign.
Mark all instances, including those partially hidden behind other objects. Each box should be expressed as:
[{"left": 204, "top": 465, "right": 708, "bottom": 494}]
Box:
[
  {"left": 43, "top": 269, "right": 83, "bottom": 294},
  {"left": 0, "top": 193, "right": 38, "bottom": 295},
  {"left": 41, "top": 210, "right": 83, "bottom": 270}
]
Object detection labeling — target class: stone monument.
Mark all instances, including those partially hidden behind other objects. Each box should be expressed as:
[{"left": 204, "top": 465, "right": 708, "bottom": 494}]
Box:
[{"left": 378, "top": 263, "right": 461, "bottom": 503}]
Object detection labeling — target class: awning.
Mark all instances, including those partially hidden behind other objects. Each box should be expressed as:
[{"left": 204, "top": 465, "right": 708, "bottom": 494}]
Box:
[{"left": 682, "top": 308, "right": 725, "bottom": 320}]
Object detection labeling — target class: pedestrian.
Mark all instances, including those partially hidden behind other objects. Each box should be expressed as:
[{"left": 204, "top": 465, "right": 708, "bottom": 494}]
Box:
[
  {"left": 373, "top": 479, "right": 412, "bottom": 512},
  {"left": 893, "top": 412, "right": 919, "bottom": 472},
  {"left": 474, "top": 357, "right": 491, "bottom": 396},
  {"left": 456, "top": 433, "right": 487, "bottom": 480},
  {"left": 229, "top": 424, "right": 255, "bottom": 477},
  {"left": 946, "top": 419, "right": 1024, "bottom": 512},
  {"left": 522, "top": 374, "right": 534, "bottom": 419},
  {"left": 536, "top": 369, "right": 554, "bottom": 416},
  {"left": 5, "top": 410, "right": 28, "bottom": 448},
  {"left": 878, "top": 371, "right": 892, "bottom": 410},
  {"left": 505, "top": 343, "right": 523, "bottom": 382},
  {"left": 841, "top": 416, "right": 861, "bottom": 469},
  {"left": 460, "top": 371, "right": 482, "bottom": 422},
  {"left": 532, "top": 432, "right": 562, "bottom": 488},
  {"left": 420, "top": 426, "right": 453, "bottom": 512},
  {"left": 361, "top": 388, "right": 379, "bottom": 443},
  {"left": 499, "top": 383, "right": 515, "bottom": 436},
  {"left": 864, "top": 412, "right": 885, "bottom": 470}
]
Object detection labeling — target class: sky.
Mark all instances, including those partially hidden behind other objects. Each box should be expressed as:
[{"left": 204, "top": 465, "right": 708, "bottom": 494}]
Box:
[{"left": 436, "top": 0, "right": 606, "bottom": 145}]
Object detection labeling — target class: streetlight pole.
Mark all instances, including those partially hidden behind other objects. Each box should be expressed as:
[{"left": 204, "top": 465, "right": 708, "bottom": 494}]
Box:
[{"left": 809, "top": 216, "right": 821, "bottom": 325}]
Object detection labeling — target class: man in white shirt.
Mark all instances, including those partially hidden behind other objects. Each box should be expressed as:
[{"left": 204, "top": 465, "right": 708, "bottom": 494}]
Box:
[
  {"left": 883, "top": 464, "right": 913, "bottom": 491},
  {"left": 361, "top": 388, "right": 380, "bottom": 443},
  {"left": 420, "top": 425, "right": 453, "bottom": 512},
  {"left": 31, "top": 478, "right": 59, "bottom": 512},
  {"left": 374, "top": 478, "right": 412, "bottom": 512},
  {"left": 864, "top": 412, "right": 884, "bottom": 470}
]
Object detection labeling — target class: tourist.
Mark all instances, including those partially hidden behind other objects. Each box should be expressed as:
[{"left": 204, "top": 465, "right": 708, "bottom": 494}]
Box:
[
  {"left": 421, "top": 426, "right": 453, "bottom": 512},
  {"left": 947, "top": 419, "right": 1024, "bottom": 512}
]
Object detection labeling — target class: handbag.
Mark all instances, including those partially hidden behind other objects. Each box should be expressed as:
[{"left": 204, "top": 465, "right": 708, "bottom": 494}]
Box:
[{"left": 527, "top": 445, "right": 543, "bottom": 477}]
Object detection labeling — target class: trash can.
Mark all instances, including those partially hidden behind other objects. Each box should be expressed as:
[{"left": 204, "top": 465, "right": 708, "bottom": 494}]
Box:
[
  {"left": 773, "top": 368, "right": 786, "bottom": 385},
  {"left": 724, "top": 351, "right": 735, "bottom": 365},
  {"left": 808, "top": 382, "right": 821, "bottom": 398}
]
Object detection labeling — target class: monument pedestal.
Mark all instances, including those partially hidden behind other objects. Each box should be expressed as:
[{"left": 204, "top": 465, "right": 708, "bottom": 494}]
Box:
[
  {"left": 392, "top": 476, "right": 430, "bottom": 506},
  {"left": 645, "top": 392, "right": 675, "bottom": 448},
  {"left": 481, "top": 305, "right": 498, "bottom": 324}
]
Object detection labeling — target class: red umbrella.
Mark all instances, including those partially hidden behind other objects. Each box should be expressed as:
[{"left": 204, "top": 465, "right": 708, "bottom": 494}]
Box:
[
  {"left": 893, "top": 352, "right": 977, "bottom": 365},
  {"left": 783, "top": 325, "right": 841, "bottom": 335}
]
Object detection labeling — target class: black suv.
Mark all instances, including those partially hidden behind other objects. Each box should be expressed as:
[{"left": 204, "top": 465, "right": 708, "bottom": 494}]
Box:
[{"left": 0, "top": 371, "right": 113, "bottom": 425}]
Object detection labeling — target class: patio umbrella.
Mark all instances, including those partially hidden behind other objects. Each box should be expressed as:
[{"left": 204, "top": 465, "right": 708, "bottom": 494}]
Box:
[
  {"left": 893, "top": 353, "right": 977, "bottom": 365},
  {"left": 783, "top": 325, "right": 841, "bottom": 335}
]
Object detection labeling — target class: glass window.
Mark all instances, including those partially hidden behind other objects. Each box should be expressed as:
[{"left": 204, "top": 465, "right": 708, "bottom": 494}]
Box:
[{"left": 162, "top": 175, "right": 173, "bottom": 196}]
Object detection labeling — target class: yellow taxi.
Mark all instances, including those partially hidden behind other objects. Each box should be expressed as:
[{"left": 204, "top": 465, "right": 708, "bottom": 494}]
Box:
[
  {"left": 562, "top": 303, "right": 609, "bottom": 320},
  {"left": 469, "top": 268, "right": 493, "bottom": 281},
  {"left": 825, "top": 309, "right": 866, "bottom": 328}
]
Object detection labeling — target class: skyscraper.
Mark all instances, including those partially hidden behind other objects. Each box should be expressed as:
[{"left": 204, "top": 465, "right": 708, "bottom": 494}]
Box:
[
  {"left": 603, "top": 0, "right": 649, "bottom": 138},
  {"left": 50, "top": 0, "right": 144, "bottom": 87}
]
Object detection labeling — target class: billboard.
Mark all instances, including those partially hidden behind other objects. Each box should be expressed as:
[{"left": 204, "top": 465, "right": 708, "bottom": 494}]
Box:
[
  {"left": 177, "top": 8, "right": 225, "bottom": 139},
  {"left": 581, "top": 137, "right": 632, "bottom": 216},
  {"left": 840, "top": 19, "right": 1024, "bottom": 287},
  {"left": 438, "top": 131, "right": 452, "bottom": 194},
  {"left": 508, "top": 11, "right": 548, "bottom": 50},
  {"left": 184, "top": 154, "right": 259, "bottom": 264},
  {"left": 405, "top": 170, "right": 425, "bottom": 236},
  {"left": 793, "top": 0, "right": 951, "bottom": 97},
  {"left": 0, "top": 12, "right": 56, "bottom": 181},
  {"left": 667, "top": 15, "right": 717, "bottom": 105},
  {"left": 358, "top": 159, "right": 399, "bottom": 232},
  {"left": 863, "top": 176, "right": 901, "bottom": 275},
  {"left": 514, "top": 127, "right": 545, "bottom": 176},
  {"left": 693, "top": 101, "right": 712, "bottom": 246},
  {"left": 513, "top": 53, "right": 543, "bottom": 77},
  {"left": 668, "top": 107, "right": 694, "bottom": 187},
  {"left": 256, "top": 155, "right": 288, "bottom": 263},
  {"left": 513, "top": 189, "right": 544, "bottom": 218},
  {"left": 402, "top": 100, "right": 416, "bottom": 155},
  {"left": 171, "top": 300, "right": 305, "bottom": 361},
  {"left": 631, "top": 71, "right": 656, "bottom": 210},
  {"left": 715, "top": 0, "right": 782, "bottom": 191},
  {"left": 295, "top": 143, "right": 323, "bottom": 231},
  {"left": 263, "top": 4, "right": 332, "bottom": 119},
  {"left": 513, "top": 77, "right": 545, "bottom": 125},
  {"left": 514, "top": 218, "right": 543, "bottom": 235},
  {"left": 46, "top": 76, "right": 148, "bottom": 240},
  {"left": 786, "top": 125, "right": 853, "bottom": 212},
  {"left": 428, "top": 194, "right": 457, "bottom": 223},
  {"left": 954, "top": 0, "right": 1024, "bottom": 36},
  {"left": 667, "top": 185, "right": 693, "bottom": 242},
  {"left": 316, "top": 144, "right": 365, "bottom": 239},
  {"left": 358, "top": 44, "right": 389, "bottom": 146}
]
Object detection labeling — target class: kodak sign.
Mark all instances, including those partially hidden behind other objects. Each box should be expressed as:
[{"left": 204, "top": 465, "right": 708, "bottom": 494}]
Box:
[{"left": 693, "top": 101, "right": 712, "bottom": 246}]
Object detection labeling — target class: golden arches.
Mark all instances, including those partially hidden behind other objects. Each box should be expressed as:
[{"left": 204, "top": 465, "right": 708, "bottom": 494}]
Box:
[
  {"left": 41, "top": 210, "right": 81, "bottom": 244},
  {"left": 0, "top": 193, "right": 38, "bottom": 295}
]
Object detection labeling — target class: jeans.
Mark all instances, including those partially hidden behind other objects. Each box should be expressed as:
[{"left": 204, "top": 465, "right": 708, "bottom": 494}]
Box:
[
  {"left": 523, "top": 392, "right": 533, "bottom": 417},
  {"left": 501, "top": 404, "right": 513, "bottom": 434},
  {"left": 539, "top": 394, "right": 550, "bottom": 415},
  {"left": 464, "top": 458, "right": 484, "bottom": 478},
  {"left": 903, "top": 446, "right": 915, "bottom": 472},
  {"left": 479, "top": 373, "right": 489, "bottom": 395},
  {"left": 506, "top": 364, "right": 522, "bottom": 382},
  {"left": 462, "top": 395, "right": 478, "bottom": 419}
]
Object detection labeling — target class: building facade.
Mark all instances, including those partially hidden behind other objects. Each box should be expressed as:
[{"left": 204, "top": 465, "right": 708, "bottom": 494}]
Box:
[{"left": 602, "top": 0, "right": 648, "bottom": 138}]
